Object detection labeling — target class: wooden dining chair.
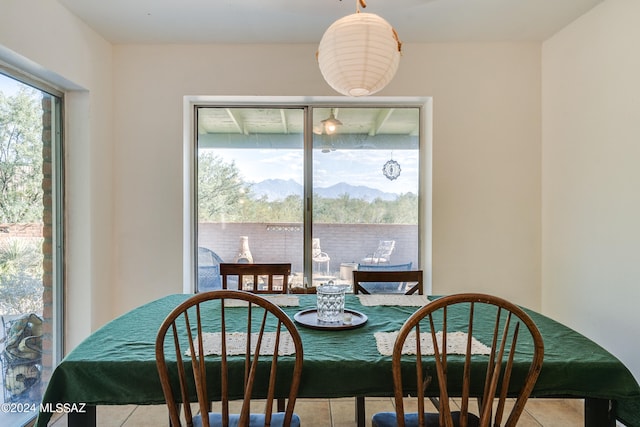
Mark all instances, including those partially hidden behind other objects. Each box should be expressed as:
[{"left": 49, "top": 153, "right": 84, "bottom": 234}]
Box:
[
  {"left": 155, "top": 290, "right": 304, "bottom": 427},
  {"left": 353, "top": 270, "right": 424, "bottom": 295},
  {"left": 352, "top": 269, "right": 423, "bottom": 426},
  {"left": 372, "top": 293, "right": 545, "bottom": 427},
  {"left": 219, "top": 263, "right": 291, "bottom": 294}
]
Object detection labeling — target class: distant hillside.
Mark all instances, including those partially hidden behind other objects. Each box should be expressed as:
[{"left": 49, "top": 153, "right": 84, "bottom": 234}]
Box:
[
  {"left": 249, "top": 179, "right": 398, "bottom": 202},
  {"left": 249, "top": 179, "right": 302, "bottom": 200},
  {"left": 319, "top": 182, "right": 397, "bottom": 201}
]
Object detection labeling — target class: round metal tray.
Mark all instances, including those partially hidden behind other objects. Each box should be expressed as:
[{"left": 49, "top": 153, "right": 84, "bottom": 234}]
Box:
[{"left": 293, "top": 308, "right": 368, "bottom": 330}]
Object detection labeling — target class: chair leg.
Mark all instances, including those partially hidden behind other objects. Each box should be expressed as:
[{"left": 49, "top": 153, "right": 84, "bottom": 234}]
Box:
[
  {"left": 277, "top": 398, "right": 285, "bottom": 412},
  {"left": 429, "top": 396, "right": 440, "bottom": 410},
  {"left": 355, "top": 396, "right": 365, "bottom": 427}
]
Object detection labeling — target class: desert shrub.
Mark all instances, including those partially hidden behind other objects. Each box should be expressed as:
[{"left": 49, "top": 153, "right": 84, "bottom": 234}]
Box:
[{"left": 0, "top": 238, "right": 43, "bottom": 315}]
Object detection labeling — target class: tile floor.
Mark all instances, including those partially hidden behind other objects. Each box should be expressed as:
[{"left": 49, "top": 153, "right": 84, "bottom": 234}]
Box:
[{"left": 45, "top": 397, "right": 587, "bottom": 426}]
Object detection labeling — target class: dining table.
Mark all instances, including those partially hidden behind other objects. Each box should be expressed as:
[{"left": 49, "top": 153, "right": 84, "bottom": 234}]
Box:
[{"left": 36, "top": 293, "right": 640, "bottom": 427}]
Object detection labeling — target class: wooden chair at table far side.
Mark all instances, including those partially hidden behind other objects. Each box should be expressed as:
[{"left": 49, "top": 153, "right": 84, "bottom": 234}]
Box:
[
  {"left": 353, "top": 270, "right": 424, "bottom": 295},
  {"left": 219, "top": 262, "right": 292, "bottom": 412},
  {"left": 351, "top": 269, "right": 423, "bottom": 427},
  {"left": 372, "top": 293, "right": 545, "bottom": 427},
  {"left": 155, "top": 290, "right": 304, "bottom": 427},
  {"left": 219, "top": 263, "right": 291, "bottom": 294}
]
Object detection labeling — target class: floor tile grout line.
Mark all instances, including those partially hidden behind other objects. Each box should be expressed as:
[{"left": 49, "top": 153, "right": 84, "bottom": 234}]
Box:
[{"left": 65, "top": 397, "right": 585, "bottom": 426}]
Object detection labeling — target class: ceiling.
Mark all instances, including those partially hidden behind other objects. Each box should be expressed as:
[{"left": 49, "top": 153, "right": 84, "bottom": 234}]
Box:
[
  {"left": 197, "top": 107, "right": 420, "bottom": 150},
  {"left": 54, "top": 0, "right": 602, "bottom": 142},
  {"left": 57, "top": 0, "right": 603, "bottom": 44}
]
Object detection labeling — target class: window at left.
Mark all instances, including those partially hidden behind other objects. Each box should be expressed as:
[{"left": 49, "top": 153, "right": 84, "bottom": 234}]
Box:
[{"left": 0, "top": 71, "right": 63, "bottom": 426}]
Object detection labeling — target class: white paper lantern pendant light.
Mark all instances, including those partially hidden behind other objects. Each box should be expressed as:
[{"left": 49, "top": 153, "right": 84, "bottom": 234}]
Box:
[{"left": 317, "top": 0, "right": 402, "bottom": 97}]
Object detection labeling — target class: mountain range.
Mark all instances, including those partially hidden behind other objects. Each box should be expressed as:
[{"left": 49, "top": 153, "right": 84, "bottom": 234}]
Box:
[{"left": 249, "top": 179, "right": 398, "bottom": 202}]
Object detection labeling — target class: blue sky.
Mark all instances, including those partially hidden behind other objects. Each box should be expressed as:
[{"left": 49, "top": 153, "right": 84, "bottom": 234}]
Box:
[
  {"left": 214, "top": 148, "right": 418, "bottom": 195},
  {"left": 2, "top": 73, "right": 419, "bottom": 195},
  {"left": 0, "top": 73, "right": 21, "bottom": 96}
]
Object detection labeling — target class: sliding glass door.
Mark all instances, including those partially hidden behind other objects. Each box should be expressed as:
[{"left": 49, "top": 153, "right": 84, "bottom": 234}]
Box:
[
  {"left": 311, "top": 107, "right": 419, "bottom": 287},
  {"left": 0, "top": 71, "right": 63, "bottom": 426},
  {"left": 195, "top": 102, "right": 421, "bottom": 292},
  {"left": 196, "top": 107, "right": 305, "bottom": 290}
]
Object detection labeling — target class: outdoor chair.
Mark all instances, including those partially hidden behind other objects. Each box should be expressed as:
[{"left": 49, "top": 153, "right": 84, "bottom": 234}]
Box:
[
  {"left": 198, "top": 247, "right": 224, "bottom": 292},
  {"left": 312, "top": 238, "right": 331, "bottom": 274},
  {"left": 155, "top": 290, "right": 304, "bottom": 427},
  {"left": 361, "top": 240, "right": 395, "bottom": 265},
  {"left": 372, "top": 293, "right": 544, "bottom": 427}
]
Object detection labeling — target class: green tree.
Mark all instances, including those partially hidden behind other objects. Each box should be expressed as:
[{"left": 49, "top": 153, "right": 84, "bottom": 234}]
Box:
[
  {"left": 197, "top": 152, "right": 418, "bottom": 225},
  {"left": 0, "top": 87, "right": 44, "bottom": 223},
  {"left": 312, "top": 193, "right": 417, "bottom": 224},
  {"left": 198, "top": 152, "right": 251, "bottom": 222}
]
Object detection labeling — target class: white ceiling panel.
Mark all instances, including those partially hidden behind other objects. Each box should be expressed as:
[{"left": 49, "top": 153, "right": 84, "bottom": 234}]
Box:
[{"left": 57, "top": 0, "right": 604, "bottom": 44}]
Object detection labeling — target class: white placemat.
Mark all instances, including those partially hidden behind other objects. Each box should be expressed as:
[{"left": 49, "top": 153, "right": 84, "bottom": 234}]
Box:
[
  {"left": 223, "top": 295, "right": 299, "bottom": 307},
  {"left": 357, "top": 294, "right": 430, "bottom": 307},
  {"left": 374, "top": 331, "right": 492, "bottom": 356},
  {"left": 186, "top": 332, "right": 296, "bottom": 356}
]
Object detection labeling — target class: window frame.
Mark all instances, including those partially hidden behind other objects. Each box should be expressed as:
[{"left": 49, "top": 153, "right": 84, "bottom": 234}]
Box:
[
  {"left": 0, "top": 66, "right": 65, "bottom": 420},
  {"left": 184, "top": 96, "right": 432, "bottom": 294}
]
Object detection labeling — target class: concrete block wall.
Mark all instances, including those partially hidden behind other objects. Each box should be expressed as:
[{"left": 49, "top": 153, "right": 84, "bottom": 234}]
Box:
[{"left": 198, "top": 222, "right": 419, "bottom": 275}]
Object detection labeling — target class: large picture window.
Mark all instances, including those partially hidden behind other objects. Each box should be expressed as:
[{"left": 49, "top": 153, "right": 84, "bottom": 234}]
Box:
[
  {"left": 191, "top": 99, "right": 429, "bottom": 293},
  {"left": 0, "top": 70, "right": 64, "bottom": 426}
]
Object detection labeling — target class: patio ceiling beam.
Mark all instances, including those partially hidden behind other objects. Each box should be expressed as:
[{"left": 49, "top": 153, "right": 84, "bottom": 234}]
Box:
[
  {"left": 369, "top": 108, "right": 394, "bottom": 137},
  {"left": 280, "top": 109, "right": 289, "bottom": 134},
  {"left": 225, "top": 108, "right": 247, "bottom": 135}
]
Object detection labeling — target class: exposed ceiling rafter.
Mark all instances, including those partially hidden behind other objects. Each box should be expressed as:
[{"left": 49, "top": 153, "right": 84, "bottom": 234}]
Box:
[{"left": 225, "top": 108, "right": 247, "bottom": 135}]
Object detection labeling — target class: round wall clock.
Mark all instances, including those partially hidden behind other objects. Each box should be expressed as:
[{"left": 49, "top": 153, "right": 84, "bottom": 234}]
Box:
[{"left": 382, "top": 159, "right": 401, "bottom": 181}]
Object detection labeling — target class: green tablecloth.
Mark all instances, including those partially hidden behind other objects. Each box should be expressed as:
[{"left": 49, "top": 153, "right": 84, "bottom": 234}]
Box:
[{"left": 36, "top": 294, "right": 640, "bottom": 427}]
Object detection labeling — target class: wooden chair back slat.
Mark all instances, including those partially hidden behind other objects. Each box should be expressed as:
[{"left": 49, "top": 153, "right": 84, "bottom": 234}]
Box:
[
  {"left": 220, "top": 263, "right": 291, "bottom": 294},
  {"left": 460, "top": 303, "right": 475, "bottom": 427},
  {"left": 156, "top": 290, "right": 304, "bottom": 427},
  {"left": 415, "top": 322, "right": 425, "bottom": 427},
  {"left": 389, "top": 293, "right": 544, "bottom": 427},
  {"left": 220, "top": 301, "right": 229, "bottom": 425}
]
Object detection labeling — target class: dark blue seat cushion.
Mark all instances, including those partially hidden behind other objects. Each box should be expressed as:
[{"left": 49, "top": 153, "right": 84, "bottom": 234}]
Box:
[
  {"left": 372, "top": 411, "right": 480, "bottom": 427},
  {"left": 193, "top": 412, "right": 301, "bottom": 427}
]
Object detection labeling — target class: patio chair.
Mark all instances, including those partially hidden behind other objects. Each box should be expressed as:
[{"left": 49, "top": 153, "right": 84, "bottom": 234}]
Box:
[
  {"left": 361, "top": 240, "right": 395, "bottom": 265},
  {"left": 155, "top": 290, "right": 304, "bottom": 427},
  {"left": 372, "top": 293, "right": 544, "bottom": 427},
  {"left": 220, "top": 263, "right": 291, "bottom": 294},
  {"left": 312, "top": 238, "right": 330, "bottom": 274},
  {"left": 197, "top": 247, "right": 224, "bottom": 292}
]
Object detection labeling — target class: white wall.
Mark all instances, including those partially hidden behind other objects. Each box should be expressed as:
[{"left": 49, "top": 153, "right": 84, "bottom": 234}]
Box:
[
  {"left": 1, "top": 1, "right": 543, "bottom": 350},
  {"left": 0, "top": 0, "right": 114, "bottom": 351},
  {"left": 112, "top": 42, "right": 542, "bottom": 315},
  {"left": 542, "top": 0, "right": 640, "bottom": 380}
]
